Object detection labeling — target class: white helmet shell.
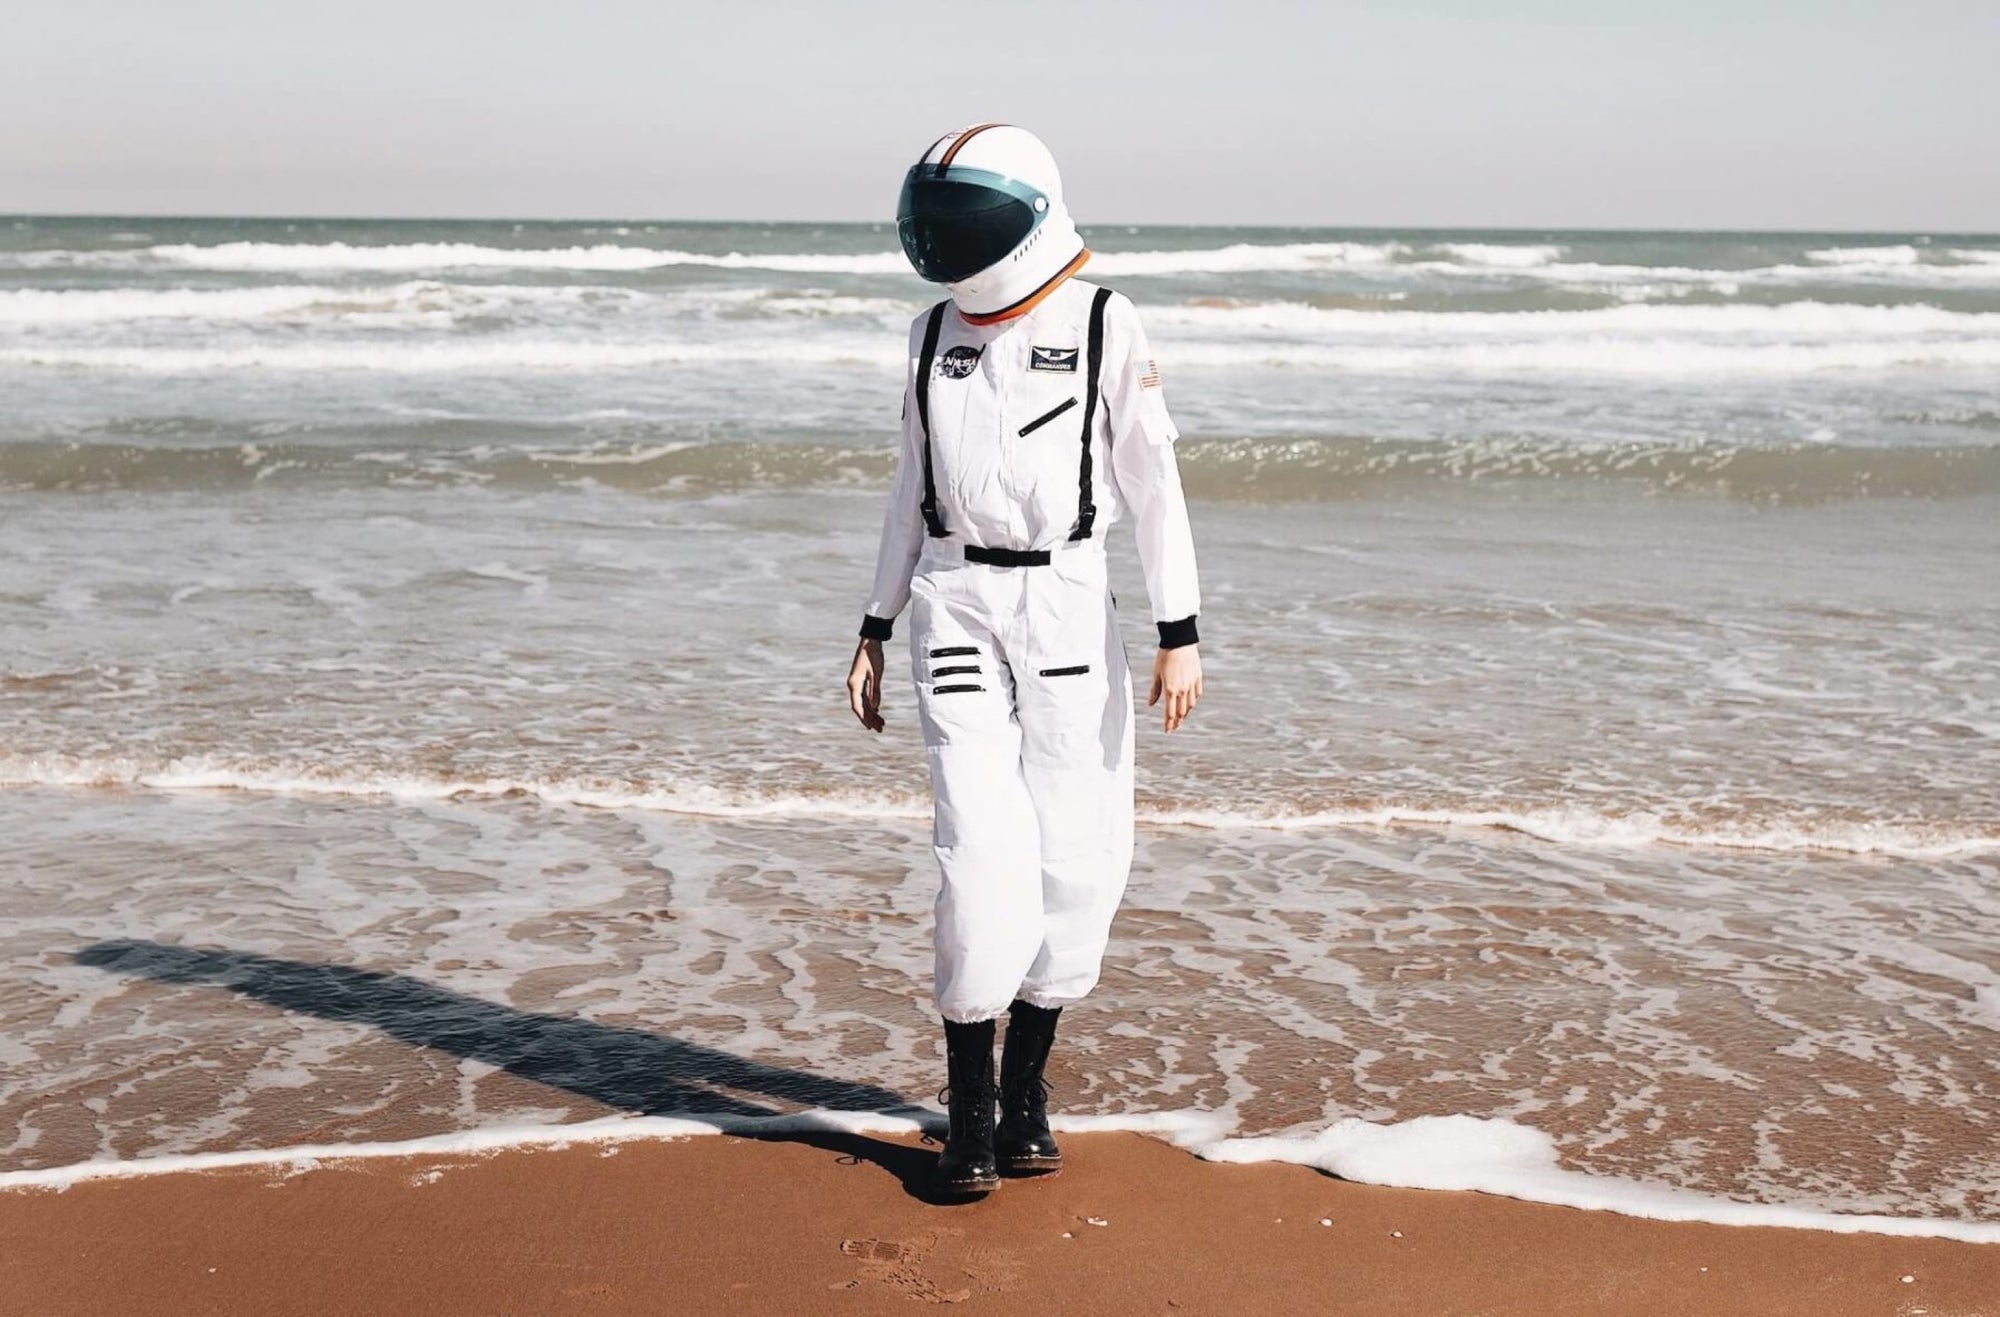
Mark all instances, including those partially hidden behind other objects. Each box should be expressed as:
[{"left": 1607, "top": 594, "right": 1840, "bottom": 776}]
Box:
[{"left": 906, "top": 124, "right": 1089, "bottom": 320}]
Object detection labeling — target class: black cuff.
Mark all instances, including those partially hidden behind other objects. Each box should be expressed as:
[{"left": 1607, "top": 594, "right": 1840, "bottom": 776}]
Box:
[
  {"left": 859, "top": 614, "right": 894, "bottom": 642},
  {"left": 1157, "top": 615, "right": 1199, "bottom": 649}
]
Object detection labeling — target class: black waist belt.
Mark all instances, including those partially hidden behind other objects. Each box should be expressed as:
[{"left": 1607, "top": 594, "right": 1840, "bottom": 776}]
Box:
[{"left": 964, "top": 544, "right": 1052, "bottom": 568}]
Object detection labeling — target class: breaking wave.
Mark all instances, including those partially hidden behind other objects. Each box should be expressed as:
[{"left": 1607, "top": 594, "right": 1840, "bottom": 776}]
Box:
[
  {"left": 10, "top": 331, "right": 2000, "bottom": 378},
  {"left": 3, "top": 753, "right": 1991, "bottom": 859},
  {"left": 14, "top": 286, "right": 2000, "bottom": 337},
  {"left": 12, "top": 237, "right": 2000, "bottom": 284},
  {"left": 4, "top": 434, "right": 1998, "bottom": 501},
  {"left": 10, "top": 241, "right": 915, "bottom": 275},
  {"left": 0, "top": 281, "right": 641, "bottom": 325},
  {"left": 1149, "top": 299, "right": 2000, "bottom": 336},
  {"left": 0, "top": 340, "right": 900, "bottom": 373}
]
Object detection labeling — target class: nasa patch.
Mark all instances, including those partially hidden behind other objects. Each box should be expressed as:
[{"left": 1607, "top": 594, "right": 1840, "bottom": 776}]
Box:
[
  {"left": 937, "top": 345, "right": 982, "bottom": 379},
  {"left": 1029, "top": 345, "right": 1079, "bottom": 373}
]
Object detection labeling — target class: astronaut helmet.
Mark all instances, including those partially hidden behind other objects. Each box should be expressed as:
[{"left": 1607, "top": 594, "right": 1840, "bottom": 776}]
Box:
[{"left": 896, "top": 124, "right": 1089, "bottom": 322}]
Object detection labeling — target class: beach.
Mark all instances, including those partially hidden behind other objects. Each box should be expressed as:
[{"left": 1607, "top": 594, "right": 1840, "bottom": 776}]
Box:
[
  {"left": 3, "top": 218, "right": 1998, "bottom": 1305},
  {"left": 9, "top": 1132, "right": 2000, "bottom": 1315}
]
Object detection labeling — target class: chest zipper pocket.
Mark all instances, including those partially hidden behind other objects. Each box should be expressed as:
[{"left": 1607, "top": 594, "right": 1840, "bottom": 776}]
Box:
[{"left": 1018, "top": 397, "right": 1078, "bottom": 437}]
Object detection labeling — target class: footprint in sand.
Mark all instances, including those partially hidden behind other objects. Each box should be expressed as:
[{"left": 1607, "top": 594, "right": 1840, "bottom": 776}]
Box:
[{"left": 839, "top": 1230, "right": 1023, "bottom": 1304}]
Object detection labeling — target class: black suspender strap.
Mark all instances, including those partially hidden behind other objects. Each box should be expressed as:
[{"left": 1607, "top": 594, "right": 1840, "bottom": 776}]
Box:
[
  {"left": 914, "top": 301, "right": 948, "bottom": 538},
  {"left": 1068, "top": 286, "right": 1113, "bottom": 541}
]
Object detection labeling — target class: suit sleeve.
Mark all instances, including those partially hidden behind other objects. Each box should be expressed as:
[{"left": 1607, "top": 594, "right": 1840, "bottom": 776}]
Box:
[
  {"left": 858, "top": 320, "right": 927, "bottom": 641},
  {"left": 1103, "top": 293, "right": 1202, "bottom": 648}
]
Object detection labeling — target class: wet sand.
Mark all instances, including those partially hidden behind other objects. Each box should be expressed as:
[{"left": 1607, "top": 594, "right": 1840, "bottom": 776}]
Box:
[
  {"left": 10, "top": 787, "right": 2000, "bottom": 1221},
  {"left": 5, "top": 1132, "right": 1995, "bottom": 1316}
]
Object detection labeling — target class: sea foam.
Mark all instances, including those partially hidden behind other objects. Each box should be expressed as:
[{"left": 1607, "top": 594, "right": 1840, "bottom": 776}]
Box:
[
  {"left": 1148, "top": 299, "right": 2000, "bottom": 336},
  {"left": 13, "top": 238, "right": 2000, "bottom": 286},
  {"left": 15, "top": 241, "right": 912, "bottom": 275},
  {"left": 12, "top": 300, "right": 2000, "bottom": 379},
  {"left": 1195, "top": 1114, "right": 2000, "bottom": 1243},
  {"left": 0, "top": 281, "right": 634, "bottom": 325},
  {"left": 2, "top": 754, "right": 1991, "bottom": 859},
  {"left": 0, "top": 1109, "right": 1228, "bottom": 1194},
  {"left": 5, "top": 1105, "right": 1994, "bottom": 1243}
]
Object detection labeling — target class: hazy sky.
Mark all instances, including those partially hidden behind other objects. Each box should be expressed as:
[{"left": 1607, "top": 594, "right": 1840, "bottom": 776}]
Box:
[{"left": 6, "top": 1, "right": 1996, "bottom": 229}]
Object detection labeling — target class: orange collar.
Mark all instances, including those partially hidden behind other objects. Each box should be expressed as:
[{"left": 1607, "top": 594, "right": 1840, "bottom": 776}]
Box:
[{"left": 957, "top": 249, "right": 1092, "bottom": 327}]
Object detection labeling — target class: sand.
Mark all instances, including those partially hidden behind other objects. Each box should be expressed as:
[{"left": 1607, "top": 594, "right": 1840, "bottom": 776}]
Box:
[{"left": 4, "top": 1131, "right": 1995, "bottom": 1316}]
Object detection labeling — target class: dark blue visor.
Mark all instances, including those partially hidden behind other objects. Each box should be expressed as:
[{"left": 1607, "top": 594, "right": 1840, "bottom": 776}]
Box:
[{"left": 897, "top": 165, "right": 1050, "bottom": 284}]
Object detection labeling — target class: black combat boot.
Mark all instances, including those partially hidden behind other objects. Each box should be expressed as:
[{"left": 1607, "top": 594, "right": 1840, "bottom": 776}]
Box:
[
  {"left": 995, "top": 1000, "right": 1063, "bottom": 1175},
  {"left": 936, "top": 1018, "right": 1000, "bottom": 1195}
]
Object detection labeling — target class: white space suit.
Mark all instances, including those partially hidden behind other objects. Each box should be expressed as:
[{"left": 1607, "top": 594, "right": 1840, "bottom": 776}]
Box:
[{"left": 861, "top": 125, "right": 1202, "bottom": 1025}]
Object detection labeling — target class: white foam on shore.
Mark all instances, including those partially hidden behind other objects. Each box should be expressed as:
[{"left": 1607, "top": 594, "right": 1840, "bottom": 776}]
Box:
[
  {"left": 1140, "top": 803, "right": 2000, "bottom": 861},
  {"left": 1195, "top": 1114, "right": 2000, "bottom": 1244},
  {"left": 0, "top": 754, "right": 934, "bottom": 823},
  {"left": 3, "top": 754, "right": 1991, "bottom": 859},
  {"left": 0, "top": 1115, "right": 731, "bottom": 1192},
  {"left": 0, "top": 1109, "right": 1227, "bottom": 1194},
  {"left": 7, "top": 1106, "right": 1994, "bottom": 1242}
]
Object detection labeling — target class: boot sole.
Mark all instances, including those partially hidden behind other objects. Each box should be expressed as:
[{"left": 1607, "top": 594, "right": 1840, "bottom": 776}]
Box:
[
  {"left": 998, "top": 1155, "right": 1062, "bottom": 1176},
  {"left": 938, "top": 1173, "right": 1000, "bottom": 1196}
]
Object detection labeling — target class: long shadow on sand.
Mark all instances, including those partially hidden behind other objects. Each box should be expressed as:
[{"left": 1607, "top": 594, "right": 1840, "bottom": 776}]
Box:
[{"left": 74, "top": 938, "right": 958, "bottom": 1203}]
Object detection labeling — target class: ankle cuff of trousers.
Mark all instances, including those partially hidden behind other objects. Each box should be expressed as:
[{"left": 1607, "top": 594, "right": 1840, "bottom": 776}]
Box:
[
  {"left": 939, "top": 1005, "right": 1007, "bottom": 1025},
  {"left": 1157, "top": 615, "right": 1199, "bottom": 649}
]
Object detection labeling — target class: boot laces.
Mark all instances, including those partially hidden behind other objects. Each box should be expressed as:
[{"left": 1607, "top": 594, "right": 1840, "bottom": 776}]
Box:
[
  {"left": 939, "top": 1079, "right": 998, "bottom": 1108},
  {"left": 1004, "top": 1071, "right": 1053, "bottom": 1111}
]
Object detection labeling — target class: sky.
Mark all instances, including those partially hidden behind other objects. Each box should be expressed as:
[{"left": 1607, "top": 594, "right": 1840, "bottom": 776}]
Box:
[{"left": 5, "top": 0, "right": 1996, "bottom": 230}]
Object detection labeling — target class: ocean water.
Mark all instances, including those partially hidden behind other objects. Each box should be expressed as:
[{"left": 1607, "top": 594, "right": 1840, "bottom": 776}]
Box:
[{"left": 2, "top": 217, "right": 1997, "bottom": 1223}]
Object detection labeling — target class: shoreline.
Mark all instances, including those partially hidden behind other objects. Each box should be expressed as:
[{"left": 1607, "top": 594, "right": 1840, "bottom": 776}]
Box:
[
  {"left": 6, "top": 1131, "right": 1996, "bottom": 1316},
  {"left": 7, "top": 1111, "right": 1998, "bottom": 1245}
]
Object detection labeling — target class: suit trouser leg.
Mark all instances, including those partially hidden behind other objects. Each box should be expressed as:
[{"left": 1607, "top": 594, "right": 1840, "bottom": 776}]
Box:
[
  {"left": 1014, "top": 559, "right": 1135, "bottom": 1008},
  {"left": 910, "top": 565, "right": 1043, "bottom": 1024}
]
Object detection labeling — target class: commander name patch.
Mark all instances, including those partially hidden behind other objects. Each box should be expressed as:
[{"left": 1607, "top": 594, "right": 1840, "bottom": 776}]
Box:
[{"left": 1029, "top": 345, "right": 1079, "bottom": 373}]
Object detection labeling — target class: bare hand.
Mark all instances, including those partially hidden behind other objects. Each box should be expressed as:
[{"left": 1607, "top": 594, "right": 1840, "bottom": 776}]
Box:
[
  {"left": 847, "top": 639, "right": 886, "bottom": 732},
  {"left": 1147, "top": 644, "right": 1203, "bottom": 733}
]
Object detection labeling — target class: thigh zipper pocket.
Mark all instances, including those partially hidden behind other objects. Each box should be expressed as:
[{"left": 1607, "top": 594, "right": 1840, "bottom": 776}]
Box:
[{"left": 1039, "top": 664, "right": 1091, "bottom": 677}]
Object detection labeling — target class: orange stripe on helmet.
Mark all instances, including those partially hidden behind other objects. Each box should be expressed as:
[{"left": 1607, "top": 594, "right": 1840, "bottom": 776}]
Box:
[
  {"left": 918, "top": 130, "right": 955, "bottom": 167},
  {"left": 937, "top": 122, "right": 1007, "bottom": 170}
]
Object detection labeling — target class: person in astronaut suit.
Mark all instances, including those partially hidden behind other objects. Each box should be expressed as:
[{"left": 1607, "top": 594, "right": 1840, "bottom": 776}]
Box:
[{"left": 844, "top": 123, "right": 1204, "bottom": 1195}]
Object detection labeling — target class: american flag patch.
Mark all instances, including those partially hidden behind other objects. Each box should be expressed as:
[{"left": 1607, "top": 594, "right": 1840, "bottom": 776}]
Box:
[{"left": 1139, "top": 359, "right": 1163, "bottom": 388}]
